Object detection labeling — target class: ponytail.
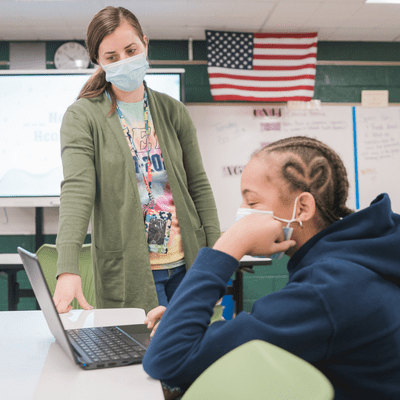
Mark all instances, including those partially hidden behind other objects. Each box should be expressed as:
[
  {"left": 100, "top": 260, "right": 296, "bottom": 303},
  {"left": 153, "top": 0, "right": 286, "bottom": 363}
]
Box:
[{"left": 77, "top": 68, "right": 117, "bottom": 116}]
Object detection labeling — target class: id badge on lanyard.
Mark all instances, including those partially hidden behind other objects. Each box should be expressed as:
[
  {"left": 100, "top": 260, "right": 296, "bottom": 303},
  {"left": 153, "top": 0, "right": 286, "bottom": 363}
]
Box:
[
  {"left": 115, "top": 90, "right": 172, "bottom": 254},
  {"left": 145, "top": 209, "right": 172, "bottom": 254}
]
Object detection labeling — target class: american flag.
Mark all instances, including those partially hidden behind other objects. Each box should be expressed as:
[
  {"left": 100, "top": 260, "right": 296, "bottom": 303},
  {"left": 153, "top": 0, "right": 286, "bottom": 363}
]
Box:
[{"left": 206, "top": 30, "right": 318, "bottom": 102}]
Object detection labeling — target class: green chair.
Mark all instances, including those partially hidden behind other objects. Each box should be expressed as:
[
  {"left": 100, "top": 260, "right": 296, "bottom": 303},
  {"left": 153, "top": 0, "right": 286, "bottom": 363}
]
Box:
[
  {"left": 210, "top": 304, "right": 224, "bottom": 324},
  {"left": 36, "top": 243, "right": 95, "bottom": 310},
  {"left": 181, "top": 340, "right": 334, "bottom": 400}
]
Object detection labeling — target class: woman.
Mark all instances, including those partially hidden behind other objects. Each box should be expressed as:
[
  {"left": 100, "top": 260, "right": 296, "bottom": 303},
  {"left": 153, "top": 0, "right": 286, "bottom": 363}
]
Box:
[
  {"left": 143, "top": 136, "right": 400, "bottom": 399},
  {"left": 53, "top": 6, "right": 220, "bottom": 313}
]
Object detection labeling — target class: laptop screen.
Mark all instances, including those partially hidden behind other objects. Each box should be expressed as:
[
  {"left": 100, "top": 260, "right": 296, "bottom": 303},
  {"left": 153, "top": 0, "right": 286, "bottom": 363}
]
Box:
[{"left": 17, "top": 247, "right": 77, "bottom": 363}]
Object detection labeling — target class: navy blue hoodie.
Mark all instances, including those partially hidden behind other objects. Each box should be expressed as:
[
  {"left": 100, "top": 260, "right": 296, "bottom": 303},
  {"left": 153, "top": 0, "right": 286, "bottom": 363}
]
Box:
[{"left": 143, "top": 194, "right": 400, "bottom": 399}]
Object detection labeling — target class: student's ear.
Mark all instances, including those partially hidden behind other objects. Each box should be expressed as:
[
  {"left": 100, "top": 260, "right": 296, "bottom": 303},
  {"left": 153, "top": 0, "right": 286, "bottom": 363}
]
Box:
[{"left": 296, "top": 192, "right": 316, "bottom": 225}]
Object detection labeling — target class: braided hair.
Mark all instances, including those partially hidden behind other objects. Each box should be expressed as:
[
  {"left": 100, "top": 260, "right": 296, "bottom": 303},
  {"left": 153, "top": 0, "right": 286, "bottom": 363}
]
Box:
[{"left": 257, "top": 136, "right": 354, "bottom": 228}]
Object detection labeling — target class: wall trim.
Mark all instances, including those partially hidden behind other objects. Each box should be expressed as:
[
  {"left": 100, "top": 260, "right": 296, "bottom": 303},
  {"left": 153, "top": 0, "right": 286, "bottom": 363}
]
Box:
[{"left": 40, "top": 60, "right": 400, "bottom": 67}]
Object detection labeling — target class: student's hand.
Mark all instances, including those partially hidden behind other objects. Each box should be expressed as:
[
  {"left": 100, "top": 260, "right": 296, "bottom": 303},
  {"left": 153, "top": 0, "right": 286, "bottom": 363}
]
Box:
[
  {"left": 213, "top": 213, "right": 296, "bottom": 261},
  {"left": 145, "top": 306, "right": 166, "bottom": 338},
  {"left": 53, "top": 273, "right": 93, "bottom": 313}
]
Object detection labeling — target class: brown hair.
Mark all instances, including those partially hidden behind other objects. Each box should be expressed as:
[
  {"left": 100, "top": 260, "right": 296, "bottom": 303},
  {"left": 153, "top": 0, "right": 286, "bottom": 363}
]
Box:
[
  {"left": 257, "top": 136, "right": 354, "bottom": 229},
  {"left": 77, "top": 6, "right": 147, "bottom": 115}
]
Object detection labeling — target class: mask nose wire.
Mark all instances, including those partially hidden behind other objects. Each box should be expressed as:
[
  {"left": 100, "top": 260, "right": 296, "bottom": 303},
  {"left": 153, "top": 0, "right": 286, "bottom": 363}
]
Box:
[{"left": 99, "top": 52, "right": 146, "bottom": 70}]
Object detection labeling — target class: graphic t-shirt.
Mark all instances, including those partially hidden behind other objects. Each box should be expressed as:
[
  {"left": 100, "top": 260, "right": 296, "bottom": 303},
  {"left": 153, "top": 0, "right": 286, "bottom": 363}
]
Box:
[{"left": 117, "top": 99, "right": 184, "bottom": 269}]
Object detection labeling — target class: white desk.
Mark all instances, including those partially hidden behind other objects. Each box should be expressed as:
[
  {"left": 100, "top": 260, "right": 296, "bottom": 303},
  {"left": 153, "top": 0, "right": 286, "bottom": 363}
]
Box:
[
  {"left": 0, "top": 253, "right": 21, "bottom": 264},
  {"left": 0, "top": 308, "right": 164, "bottom": 400}
]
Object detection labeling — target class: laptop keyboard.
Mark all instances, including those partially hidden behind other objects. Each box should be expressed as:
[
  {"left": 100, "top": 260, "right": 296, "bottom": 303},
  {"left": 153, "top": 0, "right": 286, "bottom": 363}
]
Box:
[{"left": 67, "top": 326, "right": 146, "bottom": 363}]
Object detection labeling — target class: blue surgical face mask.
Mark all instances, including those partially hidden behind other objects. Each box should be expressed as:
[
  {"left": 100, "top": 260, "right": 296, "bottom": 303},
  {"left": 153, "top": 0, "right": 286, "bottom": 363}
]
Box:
[
  {"left": 235, "top": 196, "right": 300, "bottom": 260},
  {"left": 100, "top": 52, "right": 149, "bottom": 92}
]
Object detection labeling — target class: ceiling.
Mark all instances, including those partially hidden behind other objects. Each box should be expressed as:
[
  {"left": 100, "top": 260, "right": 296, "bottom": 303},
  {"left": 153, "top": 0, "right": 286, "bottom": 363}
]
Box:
[{"left": 1, "top": 0, "right": 400, "bottom": 42}]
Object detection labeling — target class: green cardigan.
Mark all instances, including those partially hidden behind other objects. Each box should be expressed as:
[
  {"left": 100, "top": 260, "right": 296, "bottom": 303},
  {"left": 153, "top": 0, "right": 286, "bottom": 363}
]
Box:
[{"left": 56, "top": 87, "right": 221, "bottom": 313}]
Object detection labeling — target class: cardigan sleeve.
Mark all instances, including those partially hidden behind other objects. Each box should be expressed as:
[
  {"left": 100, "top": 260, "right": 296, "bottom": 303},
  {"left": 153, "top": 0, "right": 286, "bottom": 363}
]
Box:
[
  {"left": 175, "top": 103, "right": 221, "bottom": 247},
  {"left": 56, "top": 103, "right": 96, "bottom": 276}
]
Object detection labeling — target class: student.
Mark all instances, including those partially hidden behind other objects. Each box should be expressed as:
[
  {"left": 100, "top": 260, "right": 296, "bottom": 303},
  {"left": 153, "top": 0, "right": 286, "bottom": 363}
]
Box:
[
  {"left": 53, "top": 6, "right": 220, "bottom": 313},
  {"left": 143, "top": 136, "right": 400, "bottom": 400}
]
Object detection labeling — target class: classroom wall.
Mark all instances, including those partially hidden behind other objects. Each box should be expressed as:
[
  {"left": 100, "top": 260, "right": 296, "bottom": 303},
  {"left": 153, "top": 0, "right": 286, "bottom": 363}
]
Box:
[
  {"left": 1, "top": 39, "right": 400, "bottom": 312},
  {"left": 3, "top": 40, "right": 400, "bottom": 102}
]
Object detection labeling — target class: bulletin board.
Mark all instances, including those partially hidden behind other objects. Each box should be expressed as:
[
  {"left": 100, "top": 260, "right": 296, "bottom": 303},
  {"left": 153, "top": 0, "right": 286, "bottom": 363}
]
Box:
[
  {"left": 187, "top": 104, "right": 400, "bottom": 231},
  {"left": 355, "top": 107, "right": 400, "bottom": 212}
]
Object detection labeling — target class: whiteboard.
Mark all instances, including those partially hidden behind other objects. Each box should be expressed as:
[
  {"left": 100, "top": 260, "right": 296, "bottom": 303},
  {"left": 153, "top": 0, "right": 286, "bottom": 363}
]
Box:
[
  {"left": 0, "top": 69, "right": 184, "bottom": 207},
  {"left": 356, "top": 106, "right": 400, "bottom": 213},
  {"left": 188, "top": 105, "right": 357, "bottom": 231}
]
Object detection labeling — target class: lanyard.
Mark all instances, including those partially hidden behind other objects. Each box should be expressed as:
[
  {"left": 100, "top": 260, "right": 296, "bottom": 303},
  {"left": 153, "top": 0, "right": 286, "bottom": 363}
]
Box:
[{"left": 115, "top": 90, "right": 155, "bottom": 211}]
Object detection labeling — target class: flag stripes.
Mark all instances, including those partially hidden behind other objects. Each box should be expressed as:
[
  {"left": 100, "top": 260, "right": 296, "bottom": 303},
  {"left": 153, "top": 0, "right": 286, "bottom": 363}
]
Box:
[{"left": 206, "top": 30, "right": 318, "bottom": 102}]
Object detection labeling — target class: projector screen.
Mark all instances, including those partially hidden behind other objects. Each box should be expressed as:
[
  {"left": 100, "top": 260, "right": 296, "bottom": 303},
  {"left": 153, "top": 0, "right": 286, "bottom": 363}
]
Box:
[{"left": 0, "top": 68, "right": 185, "bottom": 207}]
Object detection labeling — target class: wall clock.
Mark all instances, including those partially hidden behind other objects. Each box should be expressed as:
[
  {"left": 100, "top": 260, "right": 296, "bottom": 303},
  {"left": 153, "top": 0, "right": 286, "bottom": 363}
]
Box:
[{"left": 54, "top": 42, "right": 90, "bottom": 69}]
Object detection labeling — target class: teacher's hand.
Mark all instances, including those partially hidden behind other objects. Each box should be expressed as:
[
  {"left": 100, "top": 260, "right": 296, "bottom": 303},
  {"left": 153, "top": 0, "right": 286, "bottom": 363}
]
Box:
[{"left": 53, "top": 273, "right": 93, "bottom": 313}]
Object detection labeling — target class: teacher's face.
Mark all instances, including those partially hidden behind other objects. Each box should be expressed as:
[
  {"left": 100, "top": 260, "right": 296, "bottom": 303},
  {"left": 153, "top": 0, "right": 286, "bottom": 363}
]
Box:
[{"left": 97, "top": 20, "right": 147, "bottom": 66}]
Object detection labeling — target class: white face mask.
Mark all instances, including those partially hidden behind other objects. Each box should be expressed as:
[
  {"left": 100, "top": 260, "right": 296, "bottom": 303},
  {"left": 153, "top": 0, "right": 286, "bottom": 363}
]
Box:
[
  {"left": 235, "top": 196, "right": 301, "bottom": 260},
  {"left": 100, "top": 52, "right": 149, "bottom": 92}
]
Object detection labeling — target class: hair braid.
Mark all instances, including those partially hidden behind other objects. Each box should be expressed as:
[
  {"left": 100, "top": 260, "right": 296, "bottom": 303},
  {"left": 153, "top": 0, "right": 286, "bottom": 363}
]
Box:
[{"left": 258, "top": 136, "right": 354, "bottom": 227}]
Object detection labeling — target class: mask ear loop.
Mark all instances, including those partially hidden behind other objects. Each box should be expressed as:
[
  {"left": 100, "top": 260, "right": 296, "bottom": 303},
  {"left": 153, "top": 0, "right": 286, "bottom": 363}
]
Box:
[
  {"left": 274, "top": 196, "right": 302, "bottom": 228},
  {"left": 290, "top": 196, "right": 303, "bottom": 228}
]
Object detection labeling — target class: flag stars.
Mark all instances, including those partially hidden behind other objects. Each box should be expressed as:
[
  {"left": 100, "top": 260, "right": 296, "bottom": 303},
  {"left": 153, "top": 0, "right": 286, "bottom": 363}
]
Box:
[{"left": 206, "top": 30, "right": 254, "bottom": 70}]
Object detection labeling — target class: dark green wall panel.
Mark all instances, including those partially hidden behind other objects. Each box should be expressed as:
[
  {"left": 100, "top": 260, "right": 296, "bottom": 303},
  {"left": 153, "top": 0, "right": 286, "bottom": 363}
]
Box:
[
  {"left": 242, "top": 256, "right": 290, "bottom": 313},
  {"left": 314, "top": 85, "right": 361, "bottom": 103},
  {"left": 148, "top": 40, "right": 188, "bottom": 60},
  {"left": 387, "top": 68, "right": 400, "bottom": 86},
  {"left": 0, "top": 234, "right": 91, "bottom": 253},
  {"left": 193, "top": 40, "right": 207, "bottom": 61},
  {"left": 0, "top": 42, "right": 9, "bottom": 61},
  {"left": 0, "top": 235, "right": 36, "bottom": 253},
  {"left": 183, "top": 65, "right": 213, "bottom": 103},
  {"left": 0, "top": 41, "right": 9, "bottom": 69},
  {"left": 315, "top": 65, "right": 389, "bottom": 87},
  {"left": 146, "top": 63, "right": 213, "bottom": 103},
  {"left": 148, "top": 40, "right": 207, "bottom": 61},
  {"left": 387, "top": 88, "right": 400, "bottom": 102},
  {"left": 317, "top": 41, "right": 400, "bottom": 61}
]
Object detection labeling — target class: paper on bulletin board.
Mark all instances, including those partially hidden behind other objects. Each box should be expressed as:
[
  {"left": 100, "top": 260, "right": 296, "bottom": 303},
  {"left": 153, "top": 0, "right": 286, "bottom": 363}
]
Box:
[{"left": 361, "top": 90, "right": 389, "bottom": 108}]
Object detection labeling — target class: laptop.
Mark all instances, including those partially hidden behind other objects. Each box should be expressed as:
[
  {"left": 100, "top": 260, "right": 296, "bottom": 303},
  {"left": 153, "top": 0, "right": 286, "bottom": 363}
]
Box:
[{"left": 17, "top": 246, "right": 152, "bottom": 371}]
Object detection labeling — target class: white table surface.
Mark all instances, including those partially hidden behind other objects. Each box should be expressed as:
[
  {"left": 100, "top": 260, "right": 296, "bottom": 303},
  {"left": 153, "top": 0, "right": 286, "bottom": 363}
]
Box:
[
  {"left": 239, "top": 255, "right": 271, "bottom": 263},
  {"left": 0, "top": 253, "right": 22, "bottom": 264},
  {"left": 0, "top": 308, "right": 163, "bottom": 400}
]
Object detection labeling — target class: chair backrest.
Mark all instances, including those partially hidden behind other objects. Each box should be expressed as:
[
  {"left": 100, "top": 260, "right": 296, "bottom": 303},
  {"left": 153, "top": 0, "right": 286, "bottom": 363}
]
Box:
[
  {"left": 210, "top": 304, "right": 224, "bottom": 324},
  {"left": 181, "top": 340, "right": 334, "bottom": 400},
  {"left": 36, "top": 243, "right": 95, "bottom": 310}
]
